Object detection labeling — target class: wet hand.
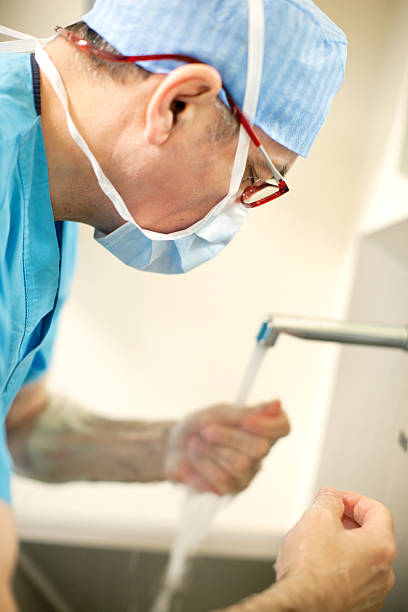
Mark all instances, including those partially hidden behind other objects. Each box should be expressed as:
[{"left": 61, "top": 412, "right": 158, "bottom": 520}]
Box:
[
  {"left": 274, "top": 487, "right": 397, "bottom": 612},
  {"left": 164, "top": 400, "right": 290, "bottom": 495}
]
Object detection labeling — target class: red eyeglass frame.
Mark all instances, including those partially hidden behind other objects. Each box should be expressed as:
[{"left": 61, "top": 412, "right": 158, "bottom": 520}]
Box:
[{"left": 55, "top": 26, "right": 289, "bottom": 208}]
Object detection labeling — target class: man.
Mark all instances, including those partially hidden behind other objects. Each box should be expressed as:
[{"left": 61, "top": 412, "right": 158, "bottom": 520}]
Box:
[{"left": 0, "top": 1, "right": 396, "bottom": 610}]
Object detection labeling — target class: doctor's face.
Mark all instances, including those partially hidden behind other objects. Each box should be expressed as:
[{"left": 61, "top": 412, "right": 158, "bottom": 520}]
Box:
[
  {"left": 48, "top": 28, "right": 299, "bottom": 236},
  {"left": 63, "top": 52, "right": 298, "bottom": 235},
  {"left": 99, "top": 107, "right": 298, "bottom": 235}
]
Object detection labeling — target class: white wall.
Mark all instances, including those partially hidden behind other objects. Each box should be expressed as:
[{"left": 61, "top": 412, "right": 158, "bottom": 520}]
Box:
[{"left": 3, "top": 0, "right": 407, "bottom": 555}]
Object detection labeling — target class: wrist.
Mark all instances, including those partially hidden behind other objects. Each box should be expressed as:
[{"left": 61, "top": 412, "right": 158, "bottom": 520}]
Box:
[
  {"left": 83, "top": 416, "right": 176, "bottom": 483},
  {"left": 270, "top": 575, "right": 321, "bottom": 612}
]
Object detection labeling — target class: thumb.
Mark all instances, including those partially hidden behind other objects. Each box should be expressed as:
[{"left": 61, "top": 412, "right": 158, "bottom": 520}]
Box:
[
  {"left": 255, "top": 400, "right": 282, "bottom": 416},
  {"left": 313, "top": 487, "right": 344, "bottom": 521}
]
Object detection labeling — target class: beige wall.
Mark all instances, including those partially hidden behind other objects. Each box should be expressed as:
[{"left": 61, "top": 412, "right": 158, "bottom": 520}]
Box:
[
  {"left": 3, "top": 0, "right": 407, "bottom": 549},
  {"left": 317, "top": 225, "right": 408, "bottom": 610},
  {"left": 0, "top": 0, "right": 86, "bottom": 37},
  {"left": 316, "top": 2, "right": 408, "bottom": 607}
]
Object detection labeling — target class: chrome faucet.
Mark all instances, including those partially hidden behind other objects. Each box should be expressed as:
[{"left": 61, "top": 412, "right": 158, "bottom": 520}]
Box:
[{"left": 257, "top": 314, "right": 408, "bottom": 351}]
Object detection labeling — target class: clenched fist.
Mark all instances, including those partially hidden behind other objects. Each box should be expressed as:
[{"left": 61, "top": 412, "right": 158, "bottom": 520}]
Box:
[{"left": 165, "top": 400, "right": 290, "bottom": 495}]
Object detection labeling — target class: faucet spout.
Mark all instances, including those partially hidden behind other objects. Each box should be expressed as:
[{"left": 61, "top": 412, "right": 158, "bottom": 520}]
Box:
[{"left": 257, "top": 314, "right": 408, "bottom": 351}]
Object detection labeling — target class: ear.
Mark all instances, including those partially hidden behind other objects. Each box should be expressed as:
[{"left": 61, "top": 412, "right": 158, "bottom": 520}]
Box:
[{"left": 144, "top": 64, "right": 222, "bottom": 146}]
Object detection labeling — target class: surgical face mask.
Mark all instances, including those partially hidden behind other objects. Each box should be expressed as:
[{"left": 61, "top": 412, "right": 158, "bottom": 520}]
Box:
[{"left": 0, "top": 2, "right": 264, "bottom": 274}]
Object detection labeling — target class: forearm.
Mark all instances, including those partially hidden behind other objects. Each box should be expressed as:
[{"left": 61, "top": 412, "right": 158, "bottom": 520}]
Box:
[
  {"left": 0, "top": 582, "right": 16, "bottom": 612},
  {"left": 0, "top": 502, "right": 18, "bottom": 612},
  {"left": 214, "top": 577, "right": 319, "bottom": 612},
  {"left": 7, "top": 393, "right": 175, "bottom": 483}
]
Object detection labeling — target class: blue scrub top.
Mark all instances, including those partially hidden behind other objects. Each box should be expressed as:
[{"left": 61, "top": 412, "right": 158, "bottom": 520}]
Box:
[{"left": 0, "top": 53, "right": 78, "bottom": 502}]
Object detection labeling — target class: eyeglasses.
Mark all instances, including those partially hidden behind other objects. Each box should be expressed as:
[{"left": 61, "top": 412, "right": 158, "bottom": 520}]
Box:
[{"left": 55, "top": 26, "right": 289, "bottom": 209}]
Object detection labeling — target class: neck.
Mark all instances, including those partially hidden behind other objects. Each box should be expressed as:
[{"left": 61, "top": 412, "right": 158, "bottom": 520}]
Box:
[{"left": 39, "top": 39, "right": 126, "bottom": 235}]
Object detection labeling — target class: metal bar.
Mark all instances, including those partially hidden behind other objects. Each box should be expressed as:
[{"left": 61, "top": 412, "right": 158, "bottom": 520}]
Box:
[{"left": 257, "top": 314, "right": 408, "bottom": 351}]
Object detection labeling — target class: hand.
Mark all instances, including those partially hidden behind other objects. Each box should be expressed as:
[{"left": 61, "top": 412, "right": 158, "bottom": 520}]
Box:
[
  {"left": 274, "top": 487, "right": 397, "bottom": 612},
  {"left": 164, "top": 400, "right": 290, "bottom": 495}
]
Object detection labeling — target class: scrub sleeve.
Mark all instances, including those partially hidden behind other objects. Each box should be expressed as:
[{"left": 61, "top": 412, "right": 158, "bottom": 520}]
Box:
[{"left": 0, "top": 52, "right": 78, "bottom": 503}]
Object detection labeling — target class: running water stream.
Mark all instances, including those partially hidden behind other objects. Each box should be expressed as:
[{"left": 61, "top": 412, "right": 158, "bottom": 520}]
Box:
[{"left": 150, "top": 343, "right": 267, "bottom": 612}]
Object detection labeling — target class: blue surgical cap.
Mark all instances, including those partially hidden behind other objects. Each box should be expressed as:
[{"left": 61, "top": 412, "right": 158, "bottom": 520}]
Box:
[{"left": 83, "top": 0, "right": 347, "bottom": 158}]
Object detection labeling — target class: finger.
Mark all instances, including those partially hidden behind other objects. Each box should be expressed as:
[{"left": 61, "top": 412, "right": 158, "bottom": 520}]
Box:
[
  {"left": 209, "top": 444, "right": 254, "bottom": 479},
  {"left": 246, "top": 400, "right": 282, "bottom": 418},
  {"left": 199, "top": 401, "right": 282, "bottom": 428},
  {"left": 210, "top": 445, "right": 262, "bottom": 490},
  {"left": 234, "top": 462, "right": 261, "bottom": 491},
  {"left": 342, "top": 515, "right": 360, "bottom": 530},
  {"left": 342, "top": 493, "right": 397, "bottom": 569},
  {"left": 201, "top": 424, "right": 271, "bottom": 459},
  {"left": 170, "top": 460, "right": 218, "bottom": 494},
  {"left": 242, "top": 410, "right": 290, "bottom": 439},
  {"left": 184, "top": 468, "right": 219, "bottom": 494},
  {"left": 187, "top": 436, "right": 239, "bottom": 495},
  {"left": 312, "top": 487, "right": 344, "bottom": 523},
  {"left": 341, "top": 491, "right": 394, "bottom": 533},
  {"left": 189, "top": 437, "right": 261, "bottom": 493},
  {"left": 189, "top": 453, "right": 232, "bottom": 496},
  {"left": 257, "top": 400, "right": 282, "bottom": 416}
]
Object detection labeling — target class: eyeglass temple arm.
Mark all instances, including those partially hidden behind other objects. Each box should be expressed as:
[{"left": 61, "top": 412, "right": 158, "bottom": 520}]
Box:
[
  {"left": 225, "top": 91, "right": 285, "bottom": 184},
  {"left": 258, "top": 145, "right": 285, "bottom": 183},
  {"left": 59, "top": 26, "right": 286, "bottom": 187}
]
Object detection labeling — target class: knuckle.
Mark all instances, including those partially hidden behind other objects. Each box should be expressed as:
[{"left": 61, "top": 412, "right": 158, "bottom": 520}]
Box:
[
  {"left": 380, "top": 503, "right": 394, "bottom": 527},
  {"left": 387, "top": 569, "right": 396, "bottom": 591},
  {"left": 386, "top": 541, "right": 398, "bottom": 563},
  {"left": 235, "top": 454, "right": 251, "bottom": 473},
  {"left": 377, "top": 540, "right": 397, "bottom": 564},
  {"left": 371, "top": 541, "right": 397, "bottom": 570},
  {"left": 282, "top": 416, "right": 291, "bottom": 435},
  {"left": 256, "top": 439, "right": 271, "bottom": 457},
  {"left": 235, "top": 472, "right": 253, "bottom": 492},
  {"left": 206, "top": 423, "right": 221, "bottom": 437},
  {"left": 309, "top": 506, "right": 333, "bottom": 524},
  {"left": 219, "top": 469, "right": 232, "bottom": 485},
  {"left": 242, "top": 472, "right": 257, "bottom": 489},
  {"left": 193, "top": 478, "right": 208, "bottom": 492}
]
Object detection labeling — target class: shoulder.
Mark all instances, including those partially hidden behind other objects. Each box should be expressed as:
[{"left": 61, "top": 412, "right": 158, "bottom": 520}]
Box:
[
  {"left": 0, "top": 53, "right": 37, "bottom": 141},
  {"left": 0, "top": 53, "right": 40, "bottom": 218}
]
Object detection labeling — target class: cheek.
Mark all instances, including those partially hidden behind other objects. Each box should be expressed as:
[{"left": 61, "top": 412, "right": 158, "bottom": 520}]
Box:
[
  {"left": 110, "top": 139, "right": 237, "bottom": 232},
  {"left": 156, "top": 157, "right": 231, "bottom": 214}
]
